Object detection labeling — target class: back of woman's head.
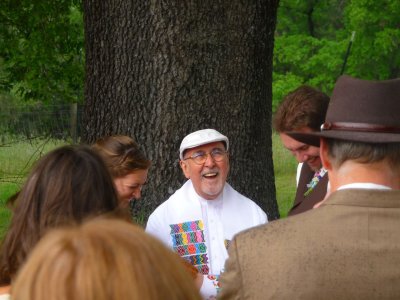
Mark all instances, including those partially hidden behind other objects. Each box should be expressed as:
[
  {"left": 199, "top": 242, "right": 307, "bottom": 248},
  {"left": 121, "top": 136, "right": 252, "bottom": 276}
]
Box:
[
  {"left": 92, "top": 135, "right": 151, "bottom": 178},
  {"left": 0, "top": 145, "right": 120, "bottom": 284},
  {"left": 22, "top": 145, "right": 119, "bottom": 222},
  {"left": 12, "top": 218, "right": 201, "bottom": 300}
]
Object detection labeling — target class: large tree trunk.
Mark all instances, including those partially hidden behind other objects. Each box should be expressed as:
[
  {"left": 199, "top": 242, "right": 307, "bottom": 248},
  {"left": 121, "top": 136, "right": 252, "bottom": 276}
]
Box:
[{"left": 83, "top": 0, "right": 280, "bottom": 221}]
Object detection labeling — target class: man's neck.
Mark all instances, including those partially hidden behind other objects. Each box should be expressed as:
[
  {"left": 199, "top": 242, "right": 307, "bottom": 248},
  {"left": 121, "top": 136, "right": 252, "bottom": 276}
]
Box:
[{"left": 329, "top": 160, "right": 400, "bottom": 192}]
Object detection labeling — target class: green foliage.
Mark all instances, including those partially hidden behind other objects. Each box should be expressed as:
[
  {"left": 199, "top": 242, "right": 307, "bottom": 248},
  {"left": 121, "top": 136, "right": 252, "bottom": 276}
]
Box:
[
  {"left": 0, "top": 0, "right": 84, "bottom": 104},
  {"left": 344, "top": 0, "right": 400, "bottom": 79},
  {"left": 272, "top": 0, "right": 400, "bottom": 111},
  {"left": 1, "top": 0, "right": 398, "bottom": 110},
  {"left": 276, "top": 0, "right": 345, "bottom": 38},
  {"left": 272, "top": 72, "right": 303, "bottom": 112}
]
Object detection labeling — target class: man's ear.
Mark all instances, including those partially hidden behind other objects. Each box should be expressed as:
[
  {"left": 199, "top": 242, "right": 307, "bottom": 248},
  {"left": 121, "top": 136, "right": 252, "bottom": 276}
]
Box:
[
  {"left": 179, "top": 160, "right": 191, "bottom": 179},
  {"left": 320, "top": 138, "right": 332, "bottom": 171}
]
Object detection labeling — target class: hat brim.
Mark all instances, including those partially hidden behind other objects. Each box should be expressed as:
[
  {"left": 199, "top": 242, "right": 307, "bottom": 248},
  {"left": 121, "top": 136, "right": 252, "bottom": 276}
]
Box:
[
  {"left": 287, "top": 131, "right": 400, "bottom": 147},
  {"left": 179, "top": 138, "right": 228, "bottom": 160}
]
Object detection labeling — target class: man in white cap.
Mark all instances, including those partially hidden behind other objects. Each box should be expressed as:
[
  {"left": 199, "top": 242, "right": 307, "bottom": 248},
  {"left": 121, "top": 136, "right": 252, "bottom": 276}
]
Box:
[{"left": 146, "top": 129, "right": 267, "bottom": 299}]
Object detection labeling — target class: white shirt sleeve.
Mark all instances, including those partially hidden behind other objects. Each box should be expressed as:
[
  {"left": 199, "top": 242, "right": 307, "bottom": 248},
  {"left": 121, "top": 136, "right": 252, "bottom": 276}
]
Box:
[{"left": 296, "top": 163, "right": 303, "bottom": 187}]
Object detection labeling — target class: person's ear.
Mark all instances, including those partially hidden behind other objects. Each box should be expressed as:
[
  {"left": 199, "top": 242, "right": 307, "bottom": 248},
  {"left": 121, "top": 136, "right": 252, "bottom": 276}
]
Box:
[
  {"left": 320, "top": 138, "right": 332, "bottom": 171},
  {"left": 179, "top": 160, "right": 191, "bottom": 179}
]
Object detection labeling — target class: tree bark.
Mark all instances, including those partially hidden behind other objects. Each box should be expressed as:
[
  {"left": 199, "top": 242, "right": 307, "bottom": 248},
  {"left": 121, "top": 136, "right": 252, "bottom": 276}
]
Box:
[{"left": 83, "top": 0, "right": 280, "bottom": 221}]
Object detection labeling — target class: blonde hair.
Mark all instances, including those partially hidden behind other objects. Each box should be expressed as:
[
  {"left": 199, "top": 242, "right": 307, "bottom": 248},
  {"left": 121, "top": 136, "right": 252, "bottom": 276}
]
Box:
[{"left": 12, "top": 218, "right": 201, "bottom": 300}]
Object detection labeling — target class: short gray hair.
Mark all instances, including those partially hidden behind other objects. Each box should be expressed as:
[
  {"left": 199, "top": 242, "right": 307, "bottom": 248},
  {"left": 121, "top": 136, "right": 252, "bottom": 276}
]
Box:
[{"left": 325, "top": 139, "right": 400, "bottom": 170}]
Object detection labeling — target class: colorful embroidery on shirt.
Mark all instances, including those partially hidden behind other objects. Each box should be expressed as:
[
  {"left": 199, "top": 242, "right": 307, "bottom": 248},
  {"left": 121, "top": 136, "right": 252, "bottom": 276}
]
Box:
[
  {"left": 171, "top": 231, "right": 205, "bottom": 246},
  {"left": 183, "top": 253, "right": 209, "bottom": 266},
  {"left": 170, "top": 220, "right": 209, "bottom": 275},
  {"left": 170, "top": 220, "right": 204, "bottom": 233},
  {"left": 175, "top": 243, "right": 207, "bottom": 256}
]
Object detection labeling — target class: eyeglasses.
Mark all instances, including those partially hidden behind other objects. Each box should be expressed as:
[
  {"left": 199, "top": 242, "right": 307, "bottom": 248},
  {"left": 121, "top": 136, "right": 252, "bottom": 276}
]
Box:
[{"left": 183, "top": 149, "right": 228, "bottom": 165}]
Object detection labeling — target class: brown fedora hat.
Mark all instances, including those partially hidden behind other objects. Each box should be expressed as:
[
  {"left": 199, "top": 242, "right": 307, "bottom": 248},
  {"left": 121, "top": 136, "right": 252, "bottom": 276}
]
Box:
[{"left": 288, "top": 75, "right": 400, "bottom": 146}]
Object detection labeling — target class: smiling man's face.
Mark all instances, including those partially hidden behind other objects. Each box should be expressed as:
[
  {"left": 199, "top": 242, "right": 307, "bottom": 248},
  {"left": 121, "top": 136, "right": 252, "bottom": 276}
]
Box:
[
  {"left": 180, "top": 141, "right": 229, "bottom": 200},
  {"left": 279, "top": 126, "right": 322, "bottom": 172}
]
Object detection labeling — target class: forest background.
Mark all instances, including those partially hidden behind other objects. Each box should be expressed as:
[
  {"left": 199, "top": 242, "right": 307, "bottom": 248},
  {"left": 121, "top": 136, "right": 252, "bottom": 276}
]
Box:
[
  {"left": 0, "top": 0, "right": 399, "bottom": 229},
  {"left": 1, "top": 0, "right": 399, "bottom": 109}
]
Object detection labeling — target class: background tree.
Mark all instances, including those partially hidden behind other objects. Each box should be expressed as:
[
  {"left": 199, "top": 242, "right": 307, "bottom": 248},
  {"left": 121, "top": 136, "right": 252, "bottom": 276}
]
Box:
[
  {"left": 272, "top": 0, "right": 400, "bottom": 109},
  {"left": 1, "top": 0, "right": 398, "bottom": 110},
  {"left": 0, "top": 0, "right": 84, "bottom": 104},
  {"left": 344, "top": 0, "right": 400, "bottom": 79},
  {"left": 82, "top": 0, "right": 280, "bottom": 221}
]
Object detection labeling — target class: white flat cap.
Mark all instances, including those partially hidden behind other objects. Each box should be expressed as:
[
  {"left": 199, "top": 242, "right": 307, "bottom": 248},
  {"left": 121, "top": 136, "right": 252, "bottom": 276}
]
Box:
[{"left": 179, "top": 129, "right": 229, "bottom": 160}]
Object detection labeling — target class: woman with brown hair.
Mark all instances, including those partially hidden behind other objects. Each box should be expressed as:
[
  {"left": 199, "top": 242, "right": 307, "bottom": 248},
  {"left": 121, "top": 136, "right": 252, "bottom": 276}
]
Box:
[
  {"left": 12, "top": 218, "right": 201, "bottom": 300},
  {"left": 93, "top": 136, "right": 206, "bottom": 291},
  {"left": 0, "top": 145, "right": 122, "bottom": 297},
  {"left": 92, "top": 135, "right": 151, "bottom": 208}
]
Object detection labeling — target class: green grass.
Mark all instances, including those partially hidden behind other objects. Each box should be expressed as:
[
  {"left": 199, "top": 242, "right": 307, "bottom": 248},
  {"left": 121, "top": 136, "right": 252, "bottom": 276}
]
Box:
[
  {"left": 0, "top": 183, "right": 17, "bottom": 236},
  {"left": 272, "top": 132, "right": 298, "bottom": 218},
  {"left": 0, "top": 138, "right": 66, "bottom": 237}
]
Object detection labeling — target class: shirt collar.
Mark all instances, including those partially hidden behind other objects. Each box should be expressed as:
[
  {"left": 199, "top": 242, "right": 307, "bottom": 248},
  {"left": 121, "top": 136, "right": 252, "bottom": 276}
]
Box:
[{"left": 338, "top": 182, "right": 392, "bottom": 191}]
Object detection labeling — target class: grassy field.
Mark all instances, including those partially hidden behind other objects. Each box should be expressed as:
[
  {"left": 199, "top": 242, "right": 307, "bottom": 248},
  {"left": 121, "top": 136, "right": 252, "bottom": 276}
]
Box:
[
  {"left": 0, "top": 138, "right": 67, "bottom": 236},
  {"left": 0, "top": 134, "right": 297, "bottom": 235},
  {"left": 272, "top": 132, "right": 298, "bottom": 217}
]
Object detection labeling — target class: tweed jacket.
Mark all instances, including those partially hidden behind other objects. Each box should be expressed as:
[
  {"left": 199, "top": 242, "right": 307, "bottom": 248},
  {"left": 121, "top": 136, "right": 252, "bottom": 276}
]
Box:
[
  {"left": 288, "top": 163, "right": 328, "bottom": 216},
  {"left": 218, "top": 189, "right": 400, "bottom": 300}
]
